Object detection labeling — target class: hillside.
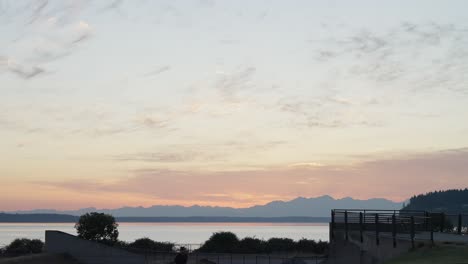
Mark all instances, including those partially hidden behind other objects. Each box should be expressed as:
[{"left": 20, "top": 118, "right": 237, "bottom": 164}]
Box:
[{"left": 402, "top": 189, "right": 468, "bottom": 212}]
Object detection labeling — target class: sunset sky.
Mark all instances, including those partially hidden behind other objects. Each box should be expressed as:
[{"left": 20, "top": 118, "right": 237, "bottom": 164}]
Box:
[{"left": 1, "top": 0, "right": 468, "bottom": 211}]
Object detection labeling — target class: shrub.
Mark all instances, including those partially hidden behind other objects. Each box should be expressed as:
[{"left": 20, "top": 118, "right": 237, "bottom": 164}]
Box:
[
  {"left": 128, "top": 238, "right": 174, "bottom": 252},
  {"left": 75, "top": 212, "right": 119, "bottom": 243},
  {"left": 196, "top": 232, "right": 329, "bottom": 254},
  {"left": 113, "top": 240, "right": 130, "bottom": 248},
  {"left": 265, "top": 238, "right": 295, "bottom": 253},
  {"left": 237, "top": 237, "right": 266, "bottom": 253},
  {"left": 4, "top": 238, "right": 44, "bottom": 257},
  {"left": 198, "top": 232, "right": 239, "bottom": 253},
  {"left": 27, "top": 239, "right": 44, "bottom": 254},
  {"left": 314, "top": 240, "right": 329, "bottom": 254},
  {"left": 296, "top": 238, "right": 318, "bottom": 252}
]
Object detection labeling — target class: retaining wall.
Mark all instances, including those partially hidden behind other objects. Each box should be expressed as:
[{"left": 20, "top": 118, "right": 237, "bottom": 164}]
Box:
[
  {"left": 45, "top": 230, "right": 145, "bottom": 264},
  {"left": 328, "top": 230, "right": 414, "bottom": 264}
]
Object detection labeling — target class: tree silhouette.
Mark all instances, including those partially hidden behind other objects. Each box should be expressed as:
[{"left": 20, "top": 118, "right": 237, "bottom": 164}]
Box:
[
  {"left": 75, "top": 212, "right": 119, "bottom": 243},
  {"left": 403, "top": 189, "right": 468, "bottom": 213}
]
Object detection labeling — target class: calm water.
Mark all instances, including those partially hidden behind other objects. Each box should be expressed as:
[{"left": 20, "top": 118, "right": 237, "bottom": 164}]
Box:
[{"left": 0, "top": 222, "right": 329, "bottom": 247}]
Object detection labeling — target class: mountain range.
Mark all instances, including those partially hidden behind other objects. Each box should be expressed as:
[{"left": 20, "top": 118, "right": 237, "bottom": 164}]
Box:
[{"left": 6, "top": 196, "right": 404, "bottom": 217}]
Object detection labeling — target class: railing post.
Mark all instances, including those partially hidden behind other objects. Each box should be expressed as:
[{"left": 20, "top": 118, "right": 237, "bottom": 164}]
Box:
[
  {"left": 410, "top": 216, "right": 415, "bottom": 249},
  {"left": 363, "top": 212, "right": 366, "bottom": 235},
  {"left": 458, "top": 214, "right": 462, "bottom": 235},
  {"left": 429, "top": 215, "right": 434, "bottom": 246},
  {"left": 359, "top": 212, "right": 364, "bottom": 243},
  {"left": 424, "top": 211, "right": 429, "bottom": 231},
  {"left": 392, "top": 214, "right": 397, "bottom": 248},
  {"left": 331, "top": 210, "right": 335, "bottom": 240},
  {"left": 345, "top": 210, "right": 349, "bottom": 241},
  {"left": 243, "top": 255, "right": 245, "bottom": 264},
  {"left": 440, "top": 213, "right": 445, "bottom": 232},
  {"left": 375, "top": 214, "right": 380, "bottom": 246}
]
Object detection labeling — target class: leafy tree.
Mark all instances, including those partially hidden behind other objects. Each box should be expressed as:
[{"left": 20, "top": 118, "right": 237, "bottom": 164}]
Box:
[{"left": 75, "top": 212, "right": 119, "bottom": 243}]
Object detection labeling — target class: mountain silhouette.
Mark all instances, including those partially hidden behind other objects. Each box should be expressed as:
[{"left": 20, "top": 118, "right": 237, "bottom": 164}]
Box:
[{"left": 8, "top": 196, "right": 403, "bottom": 217}]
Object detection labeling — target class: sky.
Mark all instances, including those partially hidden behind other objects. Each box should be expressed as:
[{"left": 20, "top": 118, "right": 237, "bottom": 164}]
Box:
[{"left": 1, "top": 0, "right": 468, "bottom": 211}]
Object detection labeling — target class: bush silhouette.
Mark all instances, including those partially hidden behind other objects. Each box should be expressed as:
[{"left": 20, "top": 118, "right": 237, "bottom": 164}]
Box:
[
  {"left": 237, "top": 237, "right": 266, "bottom": 253},
  {"left": 296, "top": 238, "right": 318, "bottom": 252},
  {"left": 75, "top": 212, "right": 119, "bottom": 243},
  {"left": 128, "top": 238, "right": 174, "bottom": 252},
  {"left": 196, "top": 232, "right": 328, "bottom": 254},
  {"left": 265, "top": 238, "right": 295, "bottom": 253},
  {"left": 198, "top": 232, "right": 239, "bottom": 253},
  {"left": 4, "top": 238, "right": 43, "bottom": 257}
]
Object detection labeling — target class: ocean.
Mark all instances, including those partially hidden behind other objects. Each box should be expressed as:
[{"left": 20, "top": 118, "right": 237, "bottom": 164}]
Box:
[{"left": 0, "top": 222, "right": 329, "bottom": 247}]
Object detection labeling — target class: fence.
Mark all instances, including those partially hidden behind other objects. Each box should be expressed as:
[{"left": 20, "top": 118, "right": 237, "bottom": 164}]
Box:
[
  {"left": 330, "top": 209, "right": 468, "bottom": 248},
  {"left": 124, "top": 251, "right": 326, "bottom": 264},
  {"left": 173, "top": 244, "right": 202, "bottom": 252}
]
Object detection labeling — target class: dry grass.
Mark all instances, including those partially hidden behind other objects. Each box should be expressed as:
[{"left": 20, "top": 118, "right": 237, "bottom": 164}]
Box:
[{"left": 384, "top": 244, "right": 468, "bottom": 264}]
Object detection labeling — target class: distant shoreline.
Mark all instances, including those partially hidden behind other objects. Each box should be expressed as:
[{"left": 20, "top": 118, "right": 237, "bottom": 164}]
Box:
[
  {"left": 117, "top": 216, "right": 331, "bottom": 223},
  {"left": 0, "top": 214, "right": 329, "bottom": 223}
]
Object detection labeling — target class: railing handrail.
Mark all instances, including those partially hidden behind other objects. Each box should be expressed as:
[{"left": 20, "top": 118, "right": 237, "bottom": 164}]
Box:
[
  {"left": 332, "top": 209, "right": 427, "bottom": 213},
  {"left": 333, "top": 209, "right": 468, "bottom": 215}
]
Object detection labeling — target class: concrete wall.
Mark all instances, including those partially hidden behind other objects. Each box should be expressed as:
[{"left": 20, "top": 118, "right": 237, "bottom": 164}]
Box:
[
  {"left": 327, "top": 231, "right": 414, "bottom": 264},
  {"left": 353, "top": 232, "right": 413, "bottom": 263},
  {"left": 45, "top": 230, "right": 145, "bottom": 264}
]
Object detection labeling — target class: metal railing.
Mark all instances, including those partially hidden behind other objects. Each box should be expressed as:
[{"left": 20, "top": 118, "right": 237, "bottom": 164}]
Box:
[{"left": 330, "top": 209, "right": 468, "bottom": 248}]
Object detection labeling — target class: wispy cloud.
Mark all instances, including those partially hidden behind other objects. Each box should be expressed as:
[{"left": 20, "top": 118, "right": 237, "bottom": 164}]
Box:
[
  {"left": 140, "top": 116, "right": 169, "bottom": 129},
  {"left": 7, "top": 61, "right": 46, "bottom": 79},
  {"left": 113, "top": 152, "right": 204, "bottom": 163},
  {"left": 28, "top": 0, "right": 48, "bottom": 24},
  {"left": 71, "top": 21, "right": 93, "bottom": 44},
  {"left": 111, "top": 140, "right": 285, "bottom": 165},
  {"left": 314, "top": 22, "right": 468, "bottom": 92},
  {"left": 215, "top": 67, "right": 256, "bottom": 101},
  {"left": 98, "top": 0, "right": 124, "bottom": 13},
  {"left": 143, "top": 65, "right": 171, "bottom": 77},
  {"left": 2, "top": 2, "right": 94, "bottom": 80},
  {"left": 275, "top": 96, "right": 381, "bottom": 129}
]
